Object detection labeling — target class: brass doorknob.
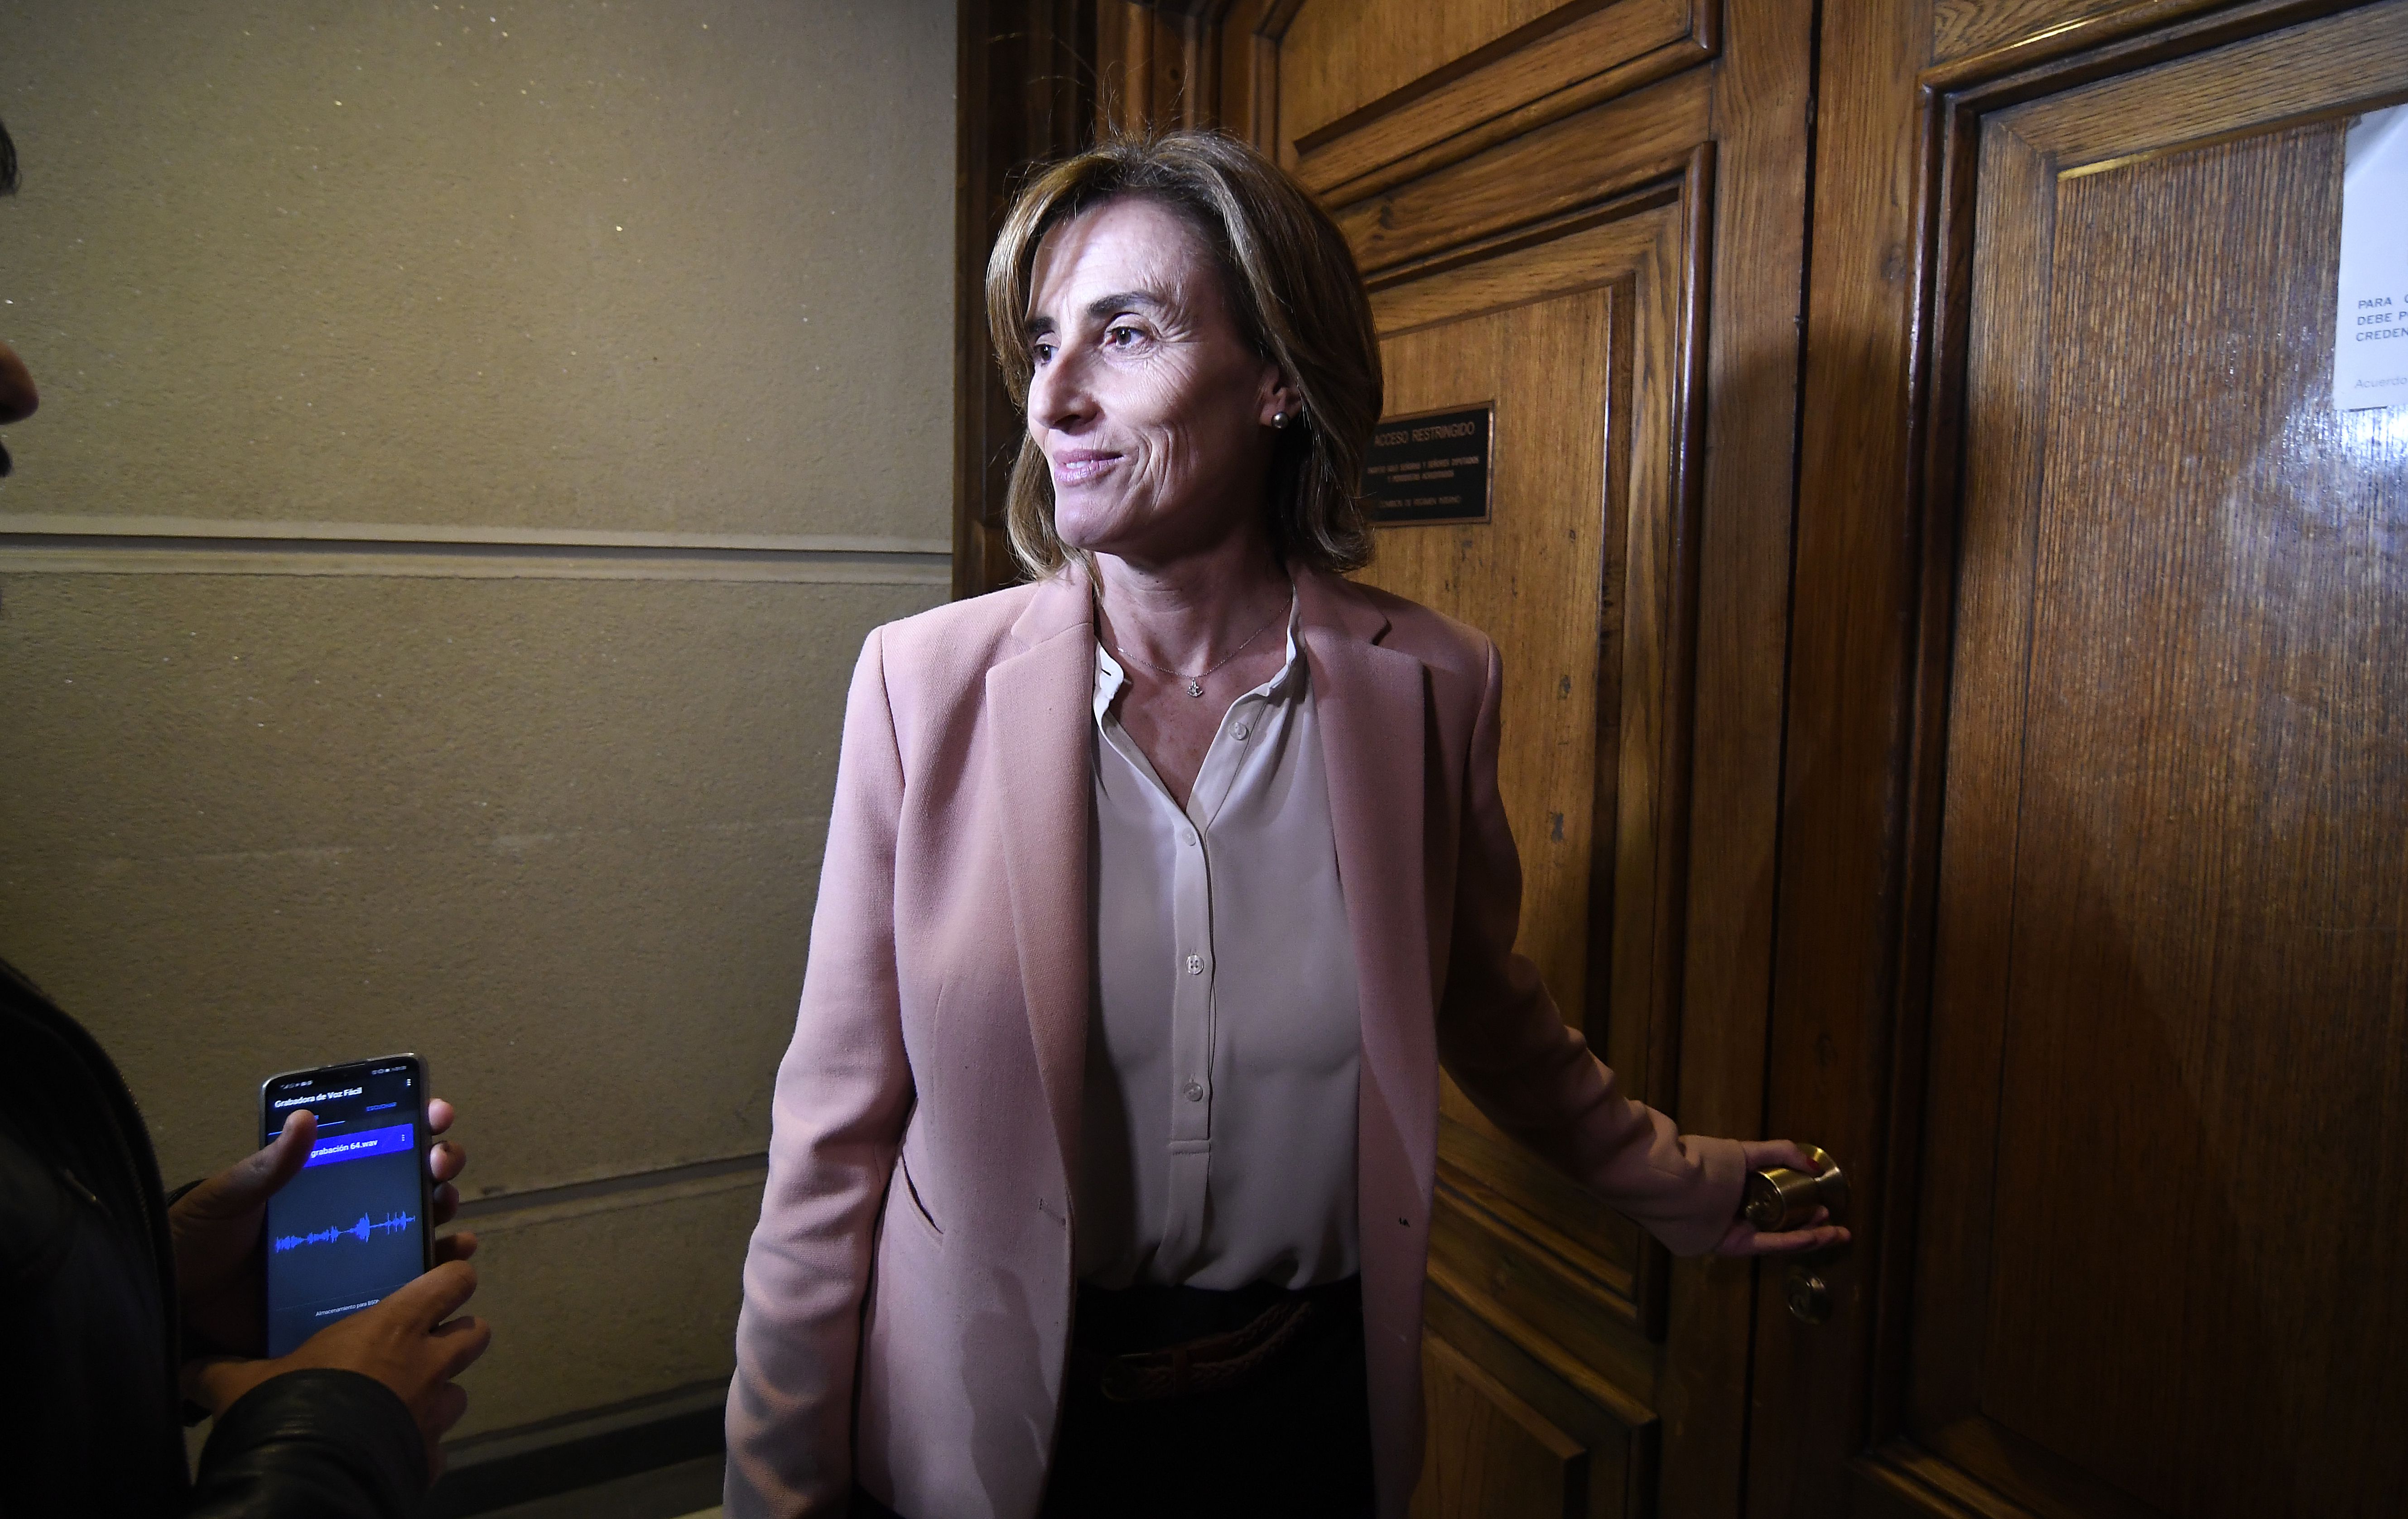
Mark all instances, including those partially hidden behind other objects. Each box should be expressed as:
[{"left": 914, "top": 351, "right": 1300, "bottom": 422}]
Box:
[{"left": 1743, "top": 1144, "right": 1847, "bottom": 1232}]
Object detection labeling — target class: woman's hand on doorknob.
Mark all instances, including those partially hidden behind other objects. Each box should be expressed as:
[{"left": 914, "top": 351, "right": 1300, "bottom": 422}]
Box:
[{"left": 1714, "top": 1139, "right": 1852, "bottom": 1257}]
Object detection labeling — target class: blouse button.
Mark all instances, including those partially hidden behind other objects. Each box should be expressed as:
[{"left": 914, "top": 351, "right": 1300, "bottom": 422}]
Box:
[
  {"left": 1231, "top": 722, "right": 1251, "bottom": 741},
  {"left": 1183, "top": 1081, "right": 1204, "bottom": 1102},
  {"left": 1185, "top": 953, "right": 1204, "bottom": 974}
]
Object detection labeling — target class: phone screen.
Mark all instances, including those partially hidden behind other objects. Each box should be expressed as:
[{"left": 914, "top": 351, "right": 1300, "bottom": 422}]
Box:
[{"left": 258, "top": 1055, "right": 432, "bottom": 1357}]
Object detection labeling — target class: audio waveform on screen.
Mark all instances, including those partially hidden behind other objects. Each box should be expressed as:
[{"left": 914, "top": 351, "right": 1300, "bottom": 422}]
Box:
[{"left": 271, "top": 1211, "right": 418, "bottom": 1253}]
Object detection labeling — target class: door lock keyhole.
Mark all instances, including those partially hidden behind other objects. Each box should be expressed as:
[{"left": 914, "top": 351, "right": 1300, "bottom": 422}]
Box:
[{"left": 1784, "top": 1268, "right": 1832, "bottom": 1325}]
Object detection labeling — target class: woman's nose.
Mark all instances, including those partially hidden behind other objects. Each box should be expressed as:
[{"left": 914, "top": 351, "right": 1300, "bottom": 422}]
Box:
[{"left": 1027, "top": 347, "right": 1093, "bottom": 434}]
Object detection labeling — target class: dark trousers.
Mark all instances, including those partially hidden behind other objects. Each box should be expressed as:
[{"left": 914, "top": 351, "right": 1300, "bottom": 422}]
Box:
[{"left": 852, "top": 1276, "right": 1374, "bottom": 1519}]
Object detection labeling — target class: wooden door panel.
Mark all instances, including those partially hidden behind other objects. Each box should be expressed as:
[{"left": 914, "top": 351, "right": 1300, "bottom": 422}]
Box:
[
  {"left": 1932, "top": 0, "right": 2120, "bottom": 62},
  {"left": 1414, "top": 1336, "right": 1590, "bottom": 1519},
  {"left": 1273, "top": 0, "right": 1706, "bottom": 201},
  {"left": 1365, "top": 193, "right": 1698, "bottom": 1080},
  {"left": 1251, "top": 5, "right": 1723, "bottom": 1511},
  {"left": 1280, "top": 0, "right": 1601, "bottom": 142},
  {"left": 1362, "top": 169, "right": 1701, "bottom": 1294},
  {"left": 1333, "top": 70, "right": 1711, "bottom": 278},
  {"left": 1929, "top": 0, "right": 2198, "bottom": 67},
  {"left": 1372, "top": 290, "right": 1617, "bottom": 1027},
  {"left": 1884, "top": 6, "right": 2408, "bottom": 1514},
  {"left": 1419, "top": 1288, "right": 1659, "bottom": 1519},
  {"left": 1344, "top": 116, "right": 1709, "bottom": 1519}
]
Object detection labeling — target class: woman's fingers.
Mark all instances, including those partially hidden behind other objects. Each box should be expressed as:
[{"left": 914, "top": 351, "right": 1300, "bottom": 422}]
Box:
[
  {"left": 1714, "top": 1199, "right": 1851, "bottom": 1257},
  {"left": 1727, "top": 1221, "right": 1850, "bottom": 1256},
  {"left": 433, "top": 1229, "right": 479, "bottom": 1266},
  {"left": 1719, "top": 1140, "right": 1845, "bottom": 1255},
  {"left": 428, "top": 1097, "right": 455, "bottom": 1136},
  {"left": 1737, "top": 1136, "right": 1817, "bottom": 1173},
  {"left": 1751, "top": 1223, "right": 1850, "bottom": 1254}
]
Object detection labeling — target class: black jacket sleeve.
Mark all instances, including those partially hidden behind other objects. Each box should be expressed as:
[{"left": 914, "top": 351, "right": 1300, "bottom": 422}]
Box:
[
  {"left": 2, "top": 964, "right": 431, "bottom": 1519},
  {"left": 188, "top": 1370, "right": 428, "bottom": 1519}
]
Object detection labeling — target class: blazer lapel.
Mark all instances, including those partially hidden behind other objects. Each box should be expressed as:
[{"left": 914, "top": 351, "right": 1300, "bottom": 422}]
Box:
[
  {"left": 1299, "top": 569, "right": 1442, "bottom": 1517},
  {"left": 986, "top": 570, "right": 1097, "bottom": 1191},
  {"left": 1297, "top": 571, "right": 1440, "bottom": 1206}
]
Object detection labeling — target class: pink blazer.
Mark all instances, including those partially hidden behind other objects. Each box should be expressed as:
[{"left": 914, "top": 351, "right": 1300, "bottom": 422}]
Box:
[{"left": 725, "top": 565, "right": 1744, "bottom": 1519}]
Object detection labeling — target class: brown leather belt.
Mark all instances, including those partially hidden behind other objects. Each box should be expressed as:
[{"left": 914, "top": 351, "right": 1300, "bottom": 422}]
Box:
[{"left": 1071, "top": 1294, "right": 1322, "bottom": 1402}]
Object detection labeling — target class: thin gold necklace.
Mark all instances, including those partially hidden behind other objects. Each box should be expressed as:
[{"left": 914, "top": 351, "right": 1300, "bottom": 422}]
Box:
[{"left": 1108, "top": 603, "right": 1286, "bottom": 698}]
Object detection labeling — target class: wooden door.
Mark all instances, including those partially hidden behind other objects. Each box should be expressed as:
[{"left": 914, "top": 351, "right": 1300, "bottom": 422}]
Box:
[
  {"left": 960, "top": 1, "right": 2408, "bottom": 1513},
  {"left": 1157, "top": 3, "right": 1811, "bottom": 1514},
  {"left": 1764, "top": 1, "right": 2408, "bottom": 1514}
]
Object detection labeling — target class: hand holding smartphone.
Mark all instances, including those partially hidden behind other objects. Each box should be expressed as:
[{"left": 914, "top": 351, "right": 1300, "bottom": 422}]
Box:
[
  {"left": 256, "top": 1055, "right": 436, "bottom": 1356},
  {"left": 175, "top": 1054, "right": 489, "bottom": 1476}
]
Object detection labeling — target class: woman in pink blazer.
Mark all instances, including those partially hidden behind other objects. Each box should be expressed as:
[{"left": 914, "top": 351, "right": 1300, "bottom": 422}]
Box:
[{"left": 726, "top": 132, "right": 1843, "bottom": 1519}]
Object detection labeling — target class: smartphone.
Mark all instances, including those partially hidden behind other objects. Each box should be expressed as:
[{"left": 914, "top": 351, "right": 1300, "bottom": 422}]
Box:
[{"left": 257, "top": 1054, "right": 434, "bottom": 1357}]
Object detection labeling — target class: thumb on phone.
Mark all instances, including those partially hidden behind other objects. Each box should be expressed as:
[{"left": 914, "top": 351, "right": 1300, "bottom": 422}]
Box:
[{"left": 188, "top": 1108, "right": 318, "bottom": 1219}]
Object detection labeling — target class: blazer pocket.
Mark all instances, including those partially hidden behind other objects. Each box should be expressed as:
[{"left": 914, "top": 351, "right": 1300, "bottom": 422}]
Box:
[{"left": 893, "top": 1146, "right": 942, "bottom": 1238}]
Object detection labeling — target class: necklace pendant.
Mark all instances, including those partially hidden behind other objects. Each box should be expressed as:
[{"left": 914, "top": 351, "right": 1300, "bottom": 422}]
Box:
[{"left": 1185, "top": 680, "right": 1204, "bottom": 698}]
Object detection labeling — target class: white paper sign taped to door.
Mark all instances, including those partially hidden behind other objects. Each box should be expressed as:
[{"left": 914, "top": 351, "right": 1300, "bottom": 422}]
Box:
[{"left": 2336, "top": 104, "right": 2408, "bottom": 411}]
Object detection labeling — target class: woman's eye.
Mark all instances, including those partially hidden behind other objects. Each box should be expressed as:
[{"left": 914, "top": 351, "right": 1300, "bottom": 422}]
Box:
[
  {"left": 1106, "top": 325, "right": 1144, "bottom": 348},
  {"left": 1031, "top": 342, "right": 1055, "bottom": 364}
]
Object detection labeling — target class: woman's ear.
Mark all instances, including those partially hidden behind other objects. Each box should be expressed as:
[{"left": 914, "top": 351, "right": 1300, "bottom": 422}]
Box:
[{"left": 1260, "top": 371, "right": 1304, "bottom": 429}]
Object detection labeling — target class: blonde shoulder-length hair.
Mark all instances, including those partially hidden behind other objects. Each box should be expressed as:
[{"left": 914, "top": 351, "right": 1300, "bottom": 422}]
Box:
[{"left": 984, "top": 131, "right": 1384, "bottom": 581}]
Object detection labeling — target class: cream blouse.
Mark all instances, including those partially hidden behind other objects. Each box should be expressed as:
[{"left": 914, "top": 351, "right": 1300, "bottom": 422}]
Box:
[{"left": 1074, "top": 599, "right": 1364, "bottom": 1291}]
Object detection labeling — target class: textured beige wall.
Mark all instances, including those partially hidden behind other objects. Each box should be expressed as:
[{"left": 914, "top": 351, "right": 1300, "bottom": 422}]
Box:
[
  {"left": 0, "top": 0, "right": 953, "bottom": 1446},
  {"left": 0, "top": 0, "right": 954, "bottom": 539}
]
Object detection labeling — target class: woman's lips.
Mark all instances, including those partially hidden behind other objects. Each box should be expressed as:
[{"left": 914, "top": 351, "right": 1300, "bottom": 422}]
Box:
[{"left": 1050, "top": 450, "right": 1122, "bottom": 486}]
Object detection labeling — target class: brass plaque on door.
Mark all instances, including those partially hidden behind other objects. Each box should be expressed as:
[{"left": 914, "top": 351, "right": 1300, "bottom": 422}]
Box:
[{"left": 1365, "top": 404, "right": 1493, "bottom": 526}]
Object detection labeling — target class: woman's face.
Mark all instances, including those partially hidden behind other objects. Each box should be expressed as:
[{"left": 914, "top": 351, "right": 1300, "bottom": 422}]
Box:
[{"left": 1024, "top": 196, "right": 1290, "bottom": 565}]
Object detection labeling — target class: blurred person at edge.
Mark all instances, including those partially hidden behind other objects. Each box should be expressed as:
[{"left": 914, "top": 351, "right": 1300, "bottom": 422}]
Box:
[
  {"left": 726, "top": 130, "right": 1848, "bottom": 1519},
  {"left": 0, "top": 118, "right": 491, "bottom": 1518},
  {"left": 0, "top": 124, "right": 29, "bottom": 461}
]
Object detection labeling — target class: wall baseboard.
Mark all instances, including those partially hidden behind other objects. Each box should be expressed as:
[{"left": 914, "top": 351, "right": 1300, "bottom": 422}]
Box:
[
  {"left": 427, "top": 1378, "right": 728, "bottom": 1518},
  {"left": 0, "top": 515, "right": 951, "bottom": 584},
  {"left": 453, "top": 1152, "right": 769, "bottom": 1225}
]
